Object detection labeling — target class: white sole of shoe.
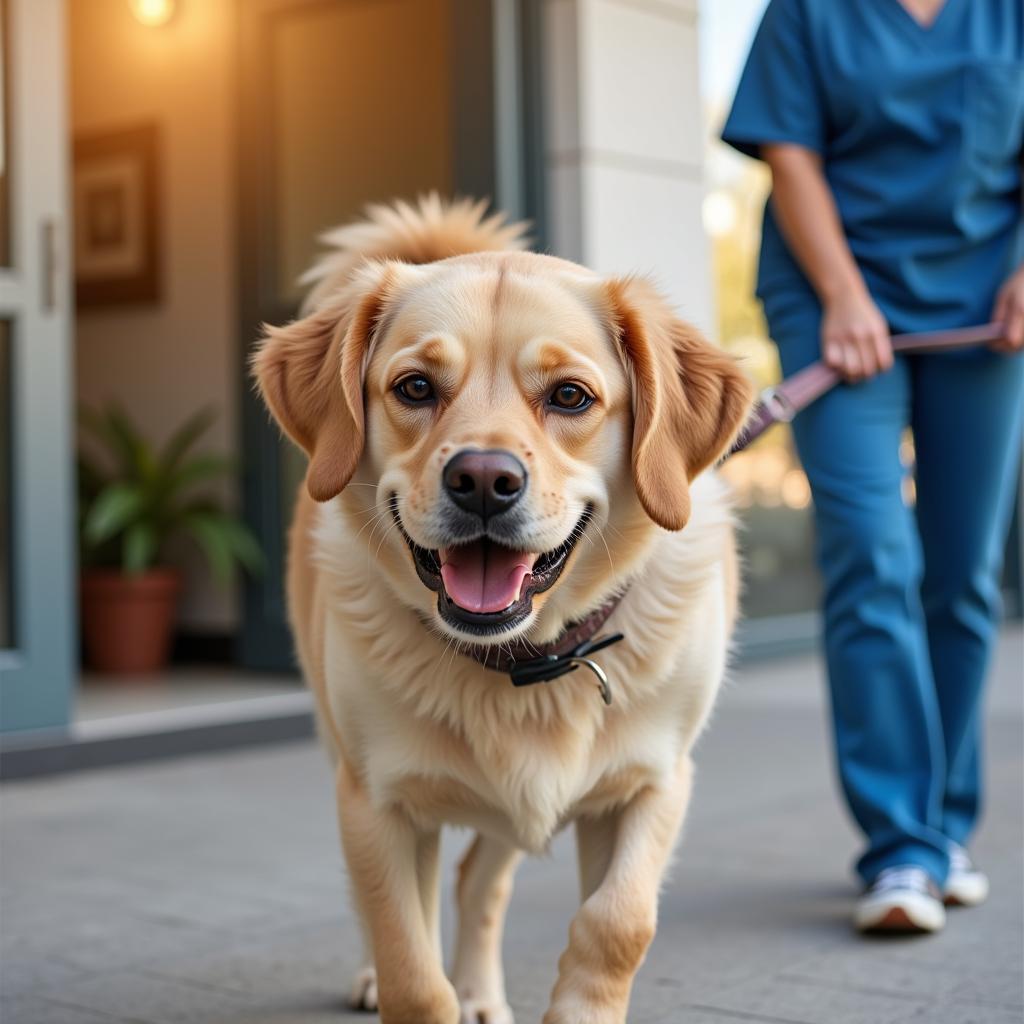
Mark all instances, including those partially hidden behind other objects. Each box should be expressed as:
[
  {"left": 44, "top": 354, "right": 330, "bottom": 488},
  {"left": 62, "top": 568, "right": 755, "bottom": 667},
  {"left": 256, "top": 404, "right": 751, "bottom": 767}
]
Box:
[
  {"left": 944, "top": 875, "right": 990, "bottom": 907},
  {"left": 854, "top": 893, "right": 946, "bottom": 934}
]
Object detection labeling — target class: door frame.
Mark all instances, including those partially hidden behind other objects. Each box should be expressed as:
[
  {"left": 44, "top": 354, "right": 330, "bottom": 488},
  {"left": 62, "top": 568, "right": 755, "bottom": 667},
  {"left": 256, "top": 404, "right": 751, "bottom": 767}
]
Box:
[
  {"left": 236, "top": 0, "right": 544, "bottom": 669},
  {"left": 0, "top": 0, "right": 76, "bottom": 732}
]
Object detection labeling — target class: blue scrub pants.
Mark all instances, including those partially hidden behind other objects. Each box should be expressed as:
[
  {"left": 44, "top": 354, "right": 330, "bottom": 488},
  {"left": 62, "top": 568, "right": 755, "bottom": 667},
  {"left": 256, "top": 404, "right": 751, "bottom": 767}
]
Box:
[{"left": 775, "top": 314, "right": 1024, "bottom": 886}]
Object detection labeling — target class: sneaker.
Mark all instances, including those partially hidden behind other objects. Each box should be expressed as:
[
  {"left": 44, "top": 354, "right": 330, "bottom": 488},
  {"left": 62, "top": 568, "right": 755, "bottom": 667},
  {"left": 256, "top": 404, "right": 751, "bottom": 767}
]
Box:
[
  {"left": 854, "top": 866, "right": 946, "bottom": 933},
  {"left": 944, "top": 844, "right": 989, "bottom": 907}
]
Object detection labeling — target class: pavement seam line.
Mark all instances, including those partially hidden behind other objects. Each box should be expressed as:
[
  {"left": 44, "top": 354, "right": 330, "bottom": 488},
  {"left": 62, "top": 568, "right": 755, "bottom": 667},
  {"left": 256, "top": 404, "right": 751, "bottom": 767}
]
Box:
[
  {"left": 680, "top": 1003, "right": 824, "bottom": 1024},
  {"left": 779, "top": 971, "right": 945, "bottom": 1004},
  {"left": 135, "top": 966, "right": 261, "bottom": 998},
  {"left": 32, "top": 995, "right": 148, "bottom": 1024}
]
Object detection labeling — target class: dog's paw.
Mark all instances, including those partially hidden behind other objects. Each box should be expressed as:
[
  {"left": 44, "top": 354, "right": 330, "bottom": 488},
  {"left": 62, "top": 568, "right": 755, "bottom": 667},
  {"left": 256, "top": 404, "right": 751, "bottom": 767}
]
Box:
[
  {"left": 459, "top": 997, "right": 514, "bottom": 1024},
  {"left": 349, "top": 965, "right": 378, "bottom": 1012},
  {"left": 543, "top": 999, "right": 624, "bottom": 1024}
]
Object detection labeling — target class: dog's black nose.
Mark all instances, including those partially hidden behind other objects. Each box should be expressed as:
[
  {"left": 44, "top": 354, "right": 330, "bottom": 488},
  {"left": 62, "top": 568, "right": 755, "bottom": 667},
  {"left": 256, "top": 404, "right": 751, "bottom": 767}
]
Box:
[{"left": 443, "top": 449, "right": 527, "bottom": 520}]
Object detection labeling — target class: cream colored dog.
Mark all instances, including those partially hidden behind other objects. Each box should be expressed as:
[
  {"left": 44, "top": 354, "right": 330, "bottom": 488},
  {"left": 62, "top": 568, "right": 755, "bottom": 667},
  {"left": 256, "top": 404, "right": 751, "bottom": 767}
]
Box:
[{"left": 253, "top": 196, "right": 753, "bottom": 1024}]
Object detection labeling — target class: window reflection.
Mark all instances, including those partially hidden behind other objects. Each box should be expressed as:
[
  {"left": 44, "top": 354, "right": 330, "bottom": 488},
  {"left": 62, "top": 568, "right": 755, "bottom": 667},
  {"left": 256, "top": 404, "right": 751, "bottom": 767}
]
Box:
[
  {"left": 0, "top": 0, "right": 8, "bottom": 267},
  {"left": 0, "top": 320, "right": 12, "bottom": 648}
]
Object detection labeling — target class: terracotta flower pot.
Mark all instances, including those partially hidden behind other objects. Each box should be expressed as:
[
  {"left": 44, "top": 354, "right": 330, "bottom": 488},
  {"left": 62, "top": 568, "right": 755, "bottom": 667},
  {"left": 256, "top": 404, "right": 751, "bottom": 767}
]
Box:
[{"left": 80, "top": 568, "right": 181, "bottom": 675}]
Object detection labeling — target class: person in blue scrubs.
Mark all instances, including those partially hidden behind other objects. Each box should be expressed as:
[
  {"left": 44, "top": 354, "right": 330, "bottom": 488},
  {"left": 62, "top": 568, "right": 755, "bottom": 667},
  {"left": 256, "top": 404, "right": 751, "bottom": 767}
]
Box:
[{"left": 723, "top": 0, "right": 1024, "bottom": 933}]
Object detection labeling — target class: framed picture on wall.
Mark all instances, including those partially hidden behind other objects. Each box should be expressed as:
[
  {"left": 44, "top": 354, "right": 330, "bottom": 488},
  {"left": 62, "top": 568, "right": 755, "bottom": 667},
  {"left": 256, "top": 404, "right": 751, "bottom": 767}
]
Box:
[{"left": 73, "top": 124, "right": 161, "bottom": 307}]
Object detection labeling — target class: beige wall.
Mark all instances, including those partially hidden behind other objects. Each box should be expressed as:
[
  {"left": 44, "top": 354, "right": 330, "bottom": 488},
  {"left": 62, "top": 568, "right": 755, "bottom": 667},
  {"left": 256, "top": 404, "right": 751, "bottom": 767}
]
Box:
[
  {"left": 70, "top": 0, "right": 238, "bottom": 631},
  {"left": 542, "top": 0, "right": 714, "bottom": 334}
]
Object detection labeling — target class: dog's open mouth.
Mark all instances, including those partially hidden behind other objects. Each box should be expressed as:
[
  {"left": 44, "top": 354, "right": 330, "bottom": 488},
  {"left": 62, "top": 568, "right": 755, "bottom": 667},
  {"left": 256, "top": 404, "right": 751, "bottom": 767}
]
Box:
[{"left": 392, "top": 500, "right": 591, "bottom": 635}]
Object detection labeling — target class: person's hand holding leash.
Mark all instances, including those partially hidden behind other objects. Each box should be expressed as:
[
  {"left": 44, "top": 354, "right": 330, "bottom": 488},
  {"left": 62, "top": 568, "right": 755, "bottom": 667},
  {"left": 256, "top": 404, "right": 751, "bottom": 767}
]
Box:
[
  {"left": 760, "top": 144, "right": 893, "bottom": 384},
  {"left": 992, "top": 263, "right": 1024, "bottom": 352},
  {"left": 822, "top": 287, "right": 894, "bottom": 381}
]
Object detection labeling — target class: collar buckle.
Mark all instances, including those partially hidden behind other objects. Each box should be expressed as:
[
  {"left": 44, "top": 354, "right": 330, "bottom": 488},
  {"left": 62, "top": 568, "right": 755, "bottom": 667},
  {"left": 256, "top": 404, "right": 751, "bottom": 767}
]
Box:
[{"left": 509, "top": 632, "right": 624, "bottom": 705}]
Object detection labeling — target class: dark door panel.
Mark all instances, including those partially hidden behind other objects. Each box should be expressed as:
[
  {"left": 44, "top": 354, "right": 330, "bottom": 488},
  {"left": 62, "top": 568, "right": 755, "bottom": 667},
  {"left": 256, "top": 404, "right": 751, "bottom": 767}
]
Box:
[{"left": 236, "top": 0, "right": 514, "bottom": 669}]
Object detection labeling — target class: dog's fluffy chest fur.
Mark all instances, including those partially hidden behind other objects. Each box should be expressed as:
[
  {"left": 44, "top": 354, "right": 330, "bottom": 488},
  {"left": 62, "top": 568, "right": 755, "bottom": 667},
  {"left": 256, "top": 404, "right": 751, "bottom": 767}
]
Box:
[
  {"left": 358, "top": 691, "right": 678, "bottom": 852},
  {"left": 309, "top": 474, "right": 733, "bottom": 853}
]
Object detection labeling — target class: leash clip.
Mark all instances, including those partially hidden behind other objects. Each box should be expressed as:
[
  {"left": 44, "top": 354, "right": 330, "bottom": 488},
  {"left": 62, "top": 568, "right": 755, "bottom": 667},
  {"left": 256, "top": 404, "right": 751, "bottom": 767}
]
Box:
[
  {"left": 508, "top": 632, "right": 624, "bottom": 706},
  {"left": 760, "top": 386, "right": 796, "bottom": 424},
  {"left": 563, "top": 657, "right": 613, "bottom": 705}
]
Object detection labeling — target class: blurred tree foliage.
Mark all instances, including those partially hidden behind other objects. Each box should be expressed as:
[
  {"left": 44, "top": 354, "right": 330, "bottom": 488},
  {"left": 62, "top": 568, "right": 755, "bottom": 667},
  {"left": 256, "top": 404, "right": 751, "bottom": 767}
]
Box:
[{"left": 711, "top": 161, "right": 778, "bottom": 388}]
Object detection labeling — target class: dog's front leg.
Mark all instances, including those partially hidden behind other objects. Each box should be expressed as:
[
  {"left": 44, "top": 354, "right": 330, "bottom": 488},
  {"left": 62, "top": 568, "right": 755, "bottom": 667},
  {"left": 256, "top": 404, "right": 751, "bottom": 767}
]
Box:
[
  {"left": 451, "top": 833, "right": 521, "bottom": 1024},
  {"left": 336, "top": 761, "right": 460, "bottom": 1024},
  {"left": 544, "top": 754, "right": 694, "bottom": 1024}
]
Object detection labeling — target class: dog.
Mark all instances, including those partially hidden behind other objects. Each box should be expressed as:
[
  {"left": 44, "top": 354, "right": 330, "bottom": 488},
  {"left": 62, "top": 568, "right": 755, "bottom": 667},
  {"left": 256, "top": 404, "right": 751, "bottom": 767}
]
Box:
[{"left": 253, "top": 195, "right": 754, "bottom": 1024}]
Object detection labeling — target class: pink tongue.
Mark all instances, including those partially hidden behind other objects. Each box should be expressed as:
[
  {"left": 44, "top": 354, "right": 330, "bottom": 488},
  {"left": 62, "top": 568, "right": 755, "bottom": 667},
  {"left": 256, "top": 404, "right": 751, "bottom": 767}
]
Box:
[{"left": 440, "top": 541, "right": 539, "bottom": 614}]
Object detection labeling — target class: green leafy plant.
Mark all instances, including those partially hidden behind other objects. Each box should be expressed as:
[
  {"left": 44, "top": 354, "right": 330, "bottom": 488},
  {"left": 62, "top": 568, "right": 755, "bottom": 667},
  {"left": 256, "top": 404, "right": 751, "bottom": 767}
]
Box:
[{"left": 78, "top": 403, "right": 264, "bottom": 583}]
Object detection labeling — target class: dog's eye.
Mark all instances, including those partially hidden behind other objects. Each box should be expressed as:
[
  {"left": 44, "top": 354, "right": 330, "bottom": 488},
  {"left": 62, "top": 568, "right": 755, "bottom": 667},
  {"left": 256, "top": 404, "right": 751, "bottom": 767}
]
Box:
[
  {"left": 394, "top": 375, "right": 435, "bottom": 404},
  {"left": 547, "top": 382, "right": 593, "bottom": 412}
]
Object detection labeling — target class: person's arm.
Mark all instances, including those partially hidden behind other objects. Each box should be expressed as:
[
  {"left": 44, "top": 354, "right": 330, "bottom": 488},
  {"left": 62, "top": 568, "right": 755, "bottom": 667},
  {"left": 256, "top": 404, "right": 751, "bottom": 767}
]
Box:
[
  {"left": 992, "top": 263, "right": 1024, "bottom": 352},
  {"left": 762, "top": 143, "right": 893, "bottom": 381}
]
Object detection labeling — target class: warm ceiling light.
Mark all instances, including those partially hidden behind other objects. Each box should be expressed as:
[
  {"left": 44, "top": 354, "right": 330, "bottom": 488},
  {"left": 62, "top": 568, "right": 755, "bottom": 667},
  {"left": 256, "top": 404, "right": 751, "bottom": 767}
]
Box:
[{"left": 130, "top": 0, "right": 176, "bottom": 27}]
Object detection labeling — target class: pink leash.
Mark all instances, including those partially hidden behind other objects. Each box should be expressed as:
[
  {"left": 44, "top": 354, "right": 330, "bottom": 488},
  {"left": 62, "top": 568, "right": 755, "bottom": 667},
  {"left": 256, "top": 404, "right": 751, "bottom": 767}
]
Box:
[{"left": 729, "top": 323, "right": 1005, "bottom": 456}]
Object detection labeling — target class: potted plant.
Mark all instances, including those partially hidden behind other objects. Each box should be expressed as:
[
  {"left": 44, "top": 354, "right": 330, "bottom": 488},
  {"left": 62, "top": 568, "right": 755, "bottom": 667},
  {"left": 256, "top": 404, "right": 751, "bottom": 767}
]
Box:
[{"left": 78, "top": 404, "right": 263, "bottom": 674}]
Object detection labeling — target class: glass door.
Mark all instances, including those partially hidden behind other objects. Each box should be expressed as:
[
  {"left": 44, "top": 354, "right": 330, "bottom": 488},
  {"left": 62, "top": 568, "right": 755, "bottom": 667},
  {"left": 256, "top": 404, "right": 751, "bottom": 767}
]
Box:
[{"left": 0, "top": 0, "right": 75, "bottom": 731}]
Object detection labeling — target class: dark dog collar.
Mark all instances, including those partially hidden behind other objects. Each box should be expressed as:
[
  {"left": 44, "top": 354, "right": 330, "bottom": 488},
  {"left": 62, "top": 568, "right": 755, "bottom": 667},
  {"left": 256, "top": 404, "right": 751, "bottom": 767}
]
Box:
[{"left": 459, "top": 592, "right": 626, "bottom": 705}]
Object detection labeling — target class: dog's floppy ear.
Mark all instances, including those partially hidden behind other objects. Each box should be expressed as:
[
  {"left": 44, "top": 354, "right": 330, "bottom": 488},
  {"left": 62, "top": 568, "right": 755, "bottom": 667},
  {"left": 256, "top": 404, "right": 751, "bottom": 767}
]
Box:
[
  {"left": 252, "top": 264, "right": 393, "bottom": 502},
  {"left": 605, "top": 277, "right": 754, "bottom": 531}
]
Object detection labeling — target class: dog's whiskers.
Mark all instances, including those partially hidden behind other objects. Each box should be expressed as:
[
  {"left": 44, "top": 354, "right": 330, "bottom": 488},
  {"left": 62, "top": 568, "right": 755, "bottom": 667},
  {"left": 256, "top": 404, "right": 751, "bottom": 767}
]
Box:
[
  {"left": 372, "top": 518, "right": 401, "bottom": 559},
  {"left": 595, "top": 526, "right": 616, "bottom": 575},
  {"left": 351, "top": 506, "right": 393, "bottom": 545},
  {"left": 432, "top": 631, "right": 459, "bottom": 685}
]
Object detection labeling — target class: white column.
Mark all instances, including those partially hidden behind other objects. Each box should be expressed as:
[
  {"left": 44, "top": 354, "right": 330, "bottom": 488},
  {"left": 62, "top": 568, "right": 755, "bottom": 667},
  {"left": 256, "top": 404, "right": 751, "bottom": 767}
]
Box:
[{"left": 542, "top": 0, "right": 713, "bottom": 333}]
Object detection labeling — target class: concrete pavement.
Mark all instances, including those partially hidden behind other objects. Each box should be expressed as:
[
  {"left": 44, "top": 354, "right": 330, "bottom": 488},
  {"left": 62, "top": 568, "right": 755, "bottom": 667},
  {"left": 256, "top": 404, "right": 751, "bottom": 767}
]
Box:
[{"left": 2, "top": 629, "right": 1021, "bottom": 1024}]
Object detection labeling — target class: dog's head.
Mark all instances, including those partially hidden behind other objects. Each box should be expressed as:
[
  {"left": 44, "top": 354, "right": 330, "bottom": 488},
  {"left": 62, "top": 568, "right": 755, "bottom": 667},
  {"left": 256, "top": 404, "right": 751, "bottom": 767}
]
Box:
[{"left": 254, "top": 252, "right": 752, "bottom": 644}]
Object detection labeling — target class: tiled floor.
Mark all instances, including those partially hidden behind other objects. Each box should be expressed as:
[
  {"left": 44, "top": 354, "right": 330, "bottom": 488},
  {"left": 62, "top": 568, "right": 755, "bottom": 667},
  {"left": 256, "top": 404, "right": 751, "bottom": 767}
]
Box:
[{"left": 2, "top": 630, "right": 1021, "bottom": 1024}]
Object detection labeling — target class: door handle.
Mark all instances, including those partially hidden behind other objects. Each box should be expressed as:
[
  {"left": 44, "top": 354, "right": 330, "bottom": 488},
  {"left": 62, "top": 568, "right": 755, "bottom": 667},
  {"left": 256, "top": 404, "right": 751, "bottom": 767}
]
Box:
[{"left": 41, "top": 219, "right": 58, "bottom": 313}]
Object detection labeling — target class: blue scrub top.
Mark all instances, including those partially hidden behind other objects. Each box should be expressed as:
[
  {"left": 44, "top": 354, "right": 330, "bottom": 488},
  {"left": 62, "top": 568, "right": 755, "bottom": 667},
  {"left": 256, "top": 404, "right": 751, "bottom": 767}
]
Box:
[{"left": 722, "top": 0, "right": 1024, "bottom": 335}]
